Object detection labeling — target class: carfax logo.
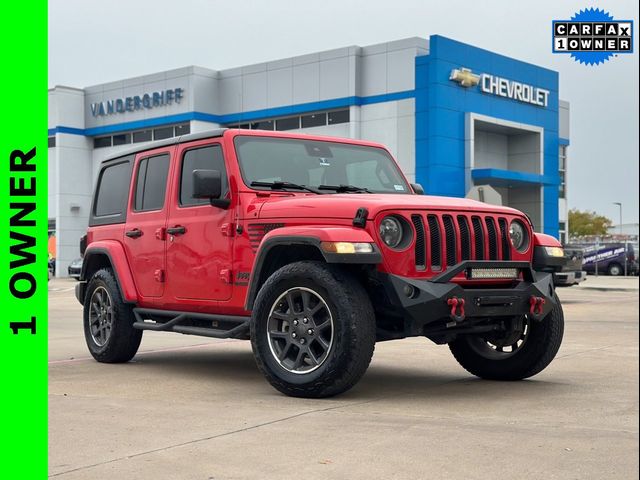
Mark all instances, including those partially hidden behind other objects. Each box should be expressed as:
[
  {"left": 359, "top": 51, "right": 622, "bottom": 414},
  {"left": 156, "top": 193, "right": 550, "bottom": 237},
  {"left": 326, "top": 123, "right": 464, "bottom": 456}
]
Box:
[{"left": 553, "top": 8, "right": 634, "bottom": 65}]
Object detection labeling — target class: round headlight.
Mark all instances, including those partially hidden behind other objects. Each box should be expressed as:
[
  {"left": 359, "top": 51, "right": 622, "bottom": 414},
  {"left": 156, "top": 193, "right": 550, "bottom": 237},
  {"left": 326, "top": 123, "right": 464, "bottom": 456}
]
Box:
[
  {"left": 379, "top": 216, "right": 404, "bottom": 248},
  {"left": 509, "top": 220, "right": 529, "bottom": 252}
]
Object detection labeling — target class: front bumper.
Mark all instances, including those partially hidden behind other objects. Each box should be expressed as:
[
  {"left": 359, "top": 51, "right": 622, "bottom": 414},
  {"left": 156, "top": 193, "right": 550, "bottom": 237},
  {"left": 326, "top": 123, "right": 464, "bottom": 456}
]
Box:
[
  {"left": 379, "top": 261, "right": 557, "bottom": 337},
  {"left": 68, "top": 267, "right": 81, "bottom": 279},
  {"left": 554, "top": 270, "right": 587, "bottom": 286}
]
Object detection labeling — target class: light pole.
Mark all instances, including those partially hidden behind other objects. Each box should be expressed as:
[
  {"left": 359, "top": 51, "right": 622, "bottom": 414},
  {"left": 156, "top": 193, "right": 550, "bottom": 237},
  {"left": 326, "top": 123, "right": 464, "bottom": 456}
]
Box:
[
  {"left": 613, "top": 202, "right": 625, "bottom": 275},
  {"left": 613, "top": 202, "right": 622, "bottom": 235}
]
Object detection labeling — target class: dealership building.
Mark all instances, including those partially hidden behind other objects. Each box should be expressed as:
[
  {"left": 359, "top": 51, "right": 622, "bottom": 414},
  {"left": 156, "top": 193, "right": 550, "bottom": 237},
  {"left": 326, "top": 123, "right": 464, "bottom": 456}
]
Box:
[{"left": 48, "top": 35, "right": 570, "bottom": 276}]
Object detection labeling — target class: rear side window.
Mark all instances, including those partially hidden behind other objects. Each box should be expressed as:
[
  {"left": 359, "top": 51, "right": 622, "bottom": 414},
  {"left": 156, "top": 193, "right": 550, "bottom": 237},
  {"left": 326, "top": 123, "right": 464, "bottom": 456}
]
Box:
[
  {"left": 180, "top": 145, "right": 227, "bottom": 206},
  {"left": 134, "top": 154, "right": 170, "bottom": 211},
  {"left": 94, "top": 160, "right": 132, "bottom": 218}
]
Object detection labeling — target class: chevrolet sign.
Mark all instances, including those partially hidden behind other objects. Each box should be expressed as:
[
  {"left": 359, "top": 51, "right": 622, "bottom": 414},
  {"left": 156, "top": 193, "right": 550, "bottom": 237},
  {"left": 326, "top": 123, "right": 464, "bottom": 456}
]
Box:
[
  {"left": 450, "top": 68, "right": 549, "bottom": 108},
  {"left": 449, "top": 68, "right": 480, "bottom": 87}
]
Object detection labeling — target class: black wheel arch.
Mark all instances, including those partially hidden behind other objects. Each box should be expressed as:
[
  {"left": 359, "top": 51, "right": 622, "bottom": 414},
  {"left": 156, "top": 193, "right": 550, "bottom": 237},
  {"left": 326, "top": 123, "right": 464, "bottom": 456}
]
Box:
[
  {"left": 244, "top": 236, "right": 381, "bottom": 310},
  {"left": 78, "top": 248, "right": 131, "bottom": 305}
]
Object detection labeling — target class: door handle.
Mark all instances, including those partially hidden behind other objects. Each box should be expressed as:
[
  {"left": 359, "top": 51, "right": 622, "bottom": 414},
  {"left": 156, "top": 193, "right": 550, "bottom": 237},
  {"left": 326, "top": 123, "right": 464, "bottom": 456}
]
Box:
[
  {"left": 167, "top": 226, "right": 186, "bottom": 235},
  {"left": 125, "top": 228, "right": 143, "bottom": 238}
]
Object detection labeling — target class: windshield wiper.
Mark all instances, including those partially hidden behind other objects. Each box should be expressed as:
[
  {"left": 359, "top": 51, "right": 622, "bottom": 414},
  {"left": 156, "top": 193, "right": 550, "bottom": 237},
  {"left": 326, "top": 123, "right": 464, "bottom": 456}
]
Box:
[
  {"left": 251, "top": 181, "right": 321, "bottom": 194},
  {"left": 318, "top": 184, "right": 372, "bottom": 193}
]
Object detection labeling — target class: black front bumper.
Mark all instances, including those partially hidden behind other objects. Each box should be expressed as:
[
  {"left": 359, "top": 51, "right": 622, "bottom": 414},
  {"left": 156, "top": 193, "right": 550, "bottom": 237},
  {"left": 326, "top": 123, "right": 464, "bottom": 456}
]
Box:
[
  {"left": 68, "top": 267, "right": 81, "bottom": 278},
  {"left": 379, "top": 261, "right": 557, "bottom": 337}
]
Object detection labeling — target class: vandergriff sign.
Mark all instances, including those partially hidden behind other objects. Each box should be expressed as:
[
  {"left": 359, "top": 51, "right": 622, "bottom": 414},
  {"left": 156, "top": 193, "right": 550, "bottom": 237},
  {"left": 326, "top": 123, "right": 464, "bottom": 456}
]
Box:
[
  {"left": 450, "top": 68, "right": 549, "bottom": 107},
  {"left": 90, "top": 87, "right": 184, "bottom": 117}
]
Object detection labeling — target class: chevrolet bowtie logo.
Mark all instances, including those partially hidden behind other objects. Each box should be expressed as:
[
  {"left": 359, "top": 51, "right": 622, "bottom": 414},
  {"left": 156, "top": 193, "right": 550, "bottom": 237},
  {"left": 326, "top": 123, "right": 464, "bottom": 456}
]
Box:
[{"left": 450, "top": 68, "right": 480, "bottom": 87}]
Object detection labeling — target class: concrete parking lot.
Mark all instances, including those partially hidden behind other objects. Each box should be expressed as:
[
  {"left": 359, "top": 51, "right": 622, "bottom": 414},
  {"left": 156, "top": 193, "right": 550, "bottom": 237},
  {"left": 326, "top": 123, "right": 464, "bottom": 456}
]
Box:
[{"left": 49, "top": 278, "right": 639, "bottom": 479}]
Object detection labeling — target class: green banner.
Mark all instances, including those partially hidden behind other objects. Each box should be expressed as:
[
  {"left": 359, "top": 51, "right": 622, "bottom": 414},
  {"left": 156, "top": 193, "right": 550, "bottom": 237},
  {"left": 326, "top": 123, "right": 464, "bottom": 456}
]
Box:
[{"left": 0, "top": 1, "right": 47, "bottom": 476}]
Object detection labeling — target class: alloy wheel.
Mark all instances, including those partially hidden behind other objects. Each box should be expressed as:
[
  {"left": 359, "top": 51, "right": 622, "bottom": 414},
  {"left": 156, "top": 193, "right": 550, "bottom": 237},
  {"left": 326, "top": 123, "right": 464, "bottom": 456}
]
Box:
[
  {"left": 267, "top": 287, "right": 334, "bottom": 374},
  {"left": 89, "top": 286, "right": 113, "bottom": 347}
]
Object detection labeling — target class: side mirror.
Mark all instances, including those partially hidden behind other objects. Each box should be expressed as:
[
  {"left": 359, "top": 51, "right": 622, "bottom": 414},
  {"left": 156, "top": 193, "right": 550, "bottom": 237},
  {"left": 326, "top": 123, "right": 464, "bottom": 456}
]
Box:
[
  {"left": 192, "top": 169, "right": 229, "bottom": 208},
  {"left": 411, "top": 183, "right": 425, "bottom": 195}
]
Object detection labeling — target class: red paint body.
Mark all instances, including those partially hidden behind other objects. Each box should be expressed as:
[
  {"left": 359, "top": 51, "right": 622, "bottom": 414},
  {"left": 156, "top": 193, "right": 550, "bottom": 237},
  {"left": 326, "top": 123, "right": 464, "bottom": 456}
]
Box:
[{"left": 85, "top": 129, "right": 548, "bottom": 315}]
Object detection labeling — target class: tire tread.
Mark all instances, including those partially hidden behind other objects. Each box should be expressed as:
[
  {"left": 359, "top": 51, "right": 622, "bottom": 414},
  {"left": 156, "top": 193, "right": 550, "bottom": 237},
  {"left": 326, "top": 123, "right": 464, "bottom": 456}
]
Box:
[
  {"left": 449, "top": 296, "right": 564, "bottom": 380},
  {"left": 83, "top": 268, "right": 142, "bottom": 363},
  {"left": 251, "top": 261, "right": 375, "bottom": 398}
]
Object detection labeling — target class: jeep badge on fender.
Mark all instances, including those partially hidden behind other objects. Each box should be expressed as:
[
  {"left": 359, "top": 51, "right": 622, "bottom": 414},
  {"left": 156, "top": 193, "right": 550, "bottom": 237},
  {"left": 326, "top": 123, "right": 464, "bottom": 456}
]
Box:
[{"left": 75, "top": 128, "right": 566, "bottom": 398}]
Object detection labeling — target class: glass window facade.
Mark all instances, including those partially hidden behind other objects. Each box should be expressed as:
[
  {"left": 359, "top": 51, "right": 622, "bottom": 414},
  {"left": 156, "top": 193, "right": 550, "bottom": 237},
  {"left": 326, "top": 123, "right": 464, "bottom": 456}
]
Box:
[
  {"left": 227, "top": 109, "right": 350, "bottom": 131},
  {"left": 559, "top": 145, "right": 567, "bottom": 199},
  {"left": 93, "top": 123, "right": 191, "bottom": 148}
]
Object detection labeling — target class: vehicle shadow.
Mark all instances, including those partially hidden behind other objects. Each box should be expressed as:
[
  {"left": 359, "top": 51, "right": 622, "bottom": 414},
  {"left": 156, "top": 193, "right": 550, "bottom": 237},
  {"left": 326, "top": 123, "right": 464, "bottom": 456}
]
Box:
[
  {"left": 132, "top": 346, "right": 572, "bottom": 401},
  {"left": 354, "top": 363, "right": 571, "bottom": 400}
]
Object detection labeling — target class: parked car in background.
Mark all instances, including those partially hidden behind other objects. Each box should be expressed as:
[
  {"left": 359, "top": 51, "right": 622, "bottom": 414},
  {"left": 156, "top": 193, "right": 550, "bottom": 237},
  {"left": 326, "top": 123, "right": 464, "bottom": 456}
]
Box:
[
  {"left": 68, "top": 258, "right": 83, "bottom": 280},
  {"left": 567, "top": 242, "right": 638, "bottom": 276},
  {"left": 554, "top": 247, "right": 587, "bottom": 286}
]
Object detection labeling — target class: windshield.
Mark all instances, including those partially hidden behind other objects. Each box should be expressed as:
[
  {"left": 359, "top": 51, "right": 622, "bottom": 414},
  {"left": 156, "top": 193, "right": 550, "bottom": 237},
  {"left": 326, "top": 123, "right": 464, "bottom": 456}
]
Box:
[{"left": 234, "top": 136, "right": 411, "bottom": 194}]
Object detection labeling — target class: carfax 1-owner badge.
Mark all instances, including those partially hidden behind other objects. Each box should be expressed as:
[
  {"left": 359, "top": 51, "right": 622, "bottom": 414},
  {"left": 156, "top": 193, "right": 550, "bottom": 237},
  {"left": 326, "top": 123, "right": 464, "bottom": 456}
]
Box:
[{"left": 553, "top": 8, "right": 634, "bottom": 65}]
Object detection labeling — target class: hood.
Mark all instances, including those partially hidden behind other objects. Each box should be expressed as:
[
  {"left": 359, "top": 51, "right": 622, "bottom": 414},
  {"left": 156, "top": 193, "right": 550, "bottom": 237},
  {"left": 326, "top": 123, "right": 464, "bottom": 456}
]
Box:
[{"left": 256, "top": 193, "right": 524, "bottom": 220}]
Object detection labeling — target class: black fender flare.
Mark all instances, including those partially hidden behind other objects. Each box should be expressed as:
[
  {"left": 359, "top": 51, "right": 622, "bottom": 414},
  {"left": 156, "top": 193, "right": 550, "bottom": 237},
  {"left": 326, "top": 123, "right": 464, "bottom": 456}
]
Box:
[{"left": 244, "top": 235, "right": 381, "bottom": 310}]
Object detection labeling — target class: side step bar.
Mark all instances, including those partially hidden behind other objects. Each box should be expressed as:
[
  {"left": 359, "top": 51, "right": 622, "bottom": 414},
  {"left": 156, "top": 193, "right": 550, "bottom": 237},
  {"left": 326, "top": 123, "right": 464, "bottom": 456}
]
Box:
[{"left": 132, "top": 308, "right": 250, "bottom": 340}]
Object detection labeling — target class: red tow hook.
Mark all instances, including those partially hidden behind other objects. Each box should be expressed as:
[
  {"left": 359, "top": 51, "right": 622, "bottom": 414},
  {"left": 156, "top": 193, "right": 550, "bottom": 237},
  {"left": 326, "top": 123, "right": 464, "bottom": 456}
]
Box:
[
  {"left": 529, "top": 296, "right": 546, "bottom": 320},
  {"left": 447, "top": 297, "right": 466, "bottom": 323}
]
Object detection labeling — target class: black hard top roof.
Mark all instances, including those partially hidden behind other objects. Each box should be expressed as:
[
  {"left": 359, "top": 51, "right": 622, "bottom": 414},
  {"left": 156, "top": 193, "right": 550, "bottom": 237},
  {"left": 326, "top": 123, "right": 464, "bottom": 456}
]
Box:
[{"left": 101, "top": 128, "right": 227, "bottom": 164}]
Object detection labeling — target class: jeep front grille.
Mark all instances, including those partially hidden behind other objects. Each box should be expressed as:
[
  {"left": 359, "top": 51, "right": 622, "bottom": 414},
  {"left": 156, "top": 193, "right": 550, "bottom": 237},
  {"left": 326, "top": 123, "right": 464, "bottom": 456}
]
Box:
[
  {"left": 457, "top": 215, "right": 471, "bottom": 261},
  {"left": 485, "top": 217, "right": 498, "bottom": 260},
  {"left": 426, "top": 215, "right": 442, "bottom": 271},
  {"left": 412, "top": 213, "right": 516, "bottom": 271},
  {"left": 498, "top": 218, "right": 511, "bottom": 261},
  {"left": 411, "top": 215, "right": 426, "bottom": 270},
  {"left": 471, "top": 216, "right": 484, "bottom": 261},
  {"left": 443, "top": 215, "right": 457, "bottom": 268}
]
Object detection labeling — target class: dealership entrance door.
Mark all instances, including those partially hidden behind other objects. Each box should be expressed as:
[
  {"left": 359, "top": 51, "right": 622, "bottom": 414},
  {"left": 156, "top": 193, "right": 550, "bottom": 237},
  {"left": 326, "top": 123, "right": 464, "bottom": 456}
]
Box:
[{"left": 465, "top": 113, "right": 545, "bottom": 232}]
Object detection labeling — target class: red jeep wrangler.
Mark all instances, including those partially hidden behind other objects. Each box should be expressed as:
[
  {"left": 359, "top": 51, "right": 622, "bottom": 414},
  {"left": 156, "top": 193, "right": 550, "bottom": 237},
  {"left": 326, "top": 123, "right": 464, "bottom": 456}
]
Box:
[{"left": 76, "top": 129, "right": 565, "bottom": 398}]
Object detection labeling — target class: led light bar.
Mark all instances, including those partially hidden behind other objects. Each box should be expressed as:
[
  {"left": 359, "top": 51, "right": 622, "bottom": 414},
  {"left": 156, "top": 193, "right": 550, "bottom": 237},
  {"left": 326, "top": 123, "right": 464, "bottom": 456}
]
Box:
[{"left": 468, "top": 267, "right": 519, "bottom": 280}]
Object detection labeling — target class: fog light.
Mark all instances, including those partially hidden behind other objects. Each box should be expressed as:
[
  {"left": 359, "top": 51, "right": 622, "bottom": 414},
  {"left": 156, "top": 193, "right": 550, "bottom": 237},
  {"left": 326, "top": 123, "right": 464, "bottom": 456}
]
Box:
[
  {"left": 403, "top": 284, "right": 416, "bottom": 298},
  {"left": 320, "top": 242, "right": 374, "bottom": 254}
]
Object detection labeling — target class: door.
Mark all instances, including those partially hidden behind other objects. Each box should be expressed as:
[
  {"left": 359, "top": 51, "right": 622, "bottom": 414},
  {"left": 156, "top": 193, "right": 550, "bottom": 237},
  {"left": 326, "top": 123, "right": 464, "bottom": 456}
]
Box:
[
  {"left": 123, "top": 149, "right": 172, "bottom": 298},
  {"left": 165, "top": 140, "right": 234, "bottom": 301}
]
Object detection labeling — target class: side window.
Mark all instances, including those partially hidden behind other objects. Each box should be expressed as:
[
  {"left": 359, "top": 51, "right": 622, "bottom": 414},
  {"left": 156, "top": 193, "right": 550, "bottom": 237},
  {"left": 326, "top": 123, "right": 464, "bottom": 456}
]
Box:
[
  {"left": 94, "top": 160, "right": 132, "bottom": 217},
  {"left": 134, "top": 153, "right": 170, "bottom": 212},
  {"left": 180, "top": 145, "right": 228, "bottom": 206}
]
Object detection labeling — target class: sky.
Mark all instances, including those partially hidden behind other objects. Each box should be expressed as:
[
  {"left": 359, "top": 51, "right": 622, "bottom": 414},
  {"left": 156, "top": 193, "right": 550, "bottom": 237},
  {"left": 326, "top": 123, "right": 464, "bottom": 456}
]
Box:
[{"left": 48, "top": 0, "right": 639, "bottom": 224}]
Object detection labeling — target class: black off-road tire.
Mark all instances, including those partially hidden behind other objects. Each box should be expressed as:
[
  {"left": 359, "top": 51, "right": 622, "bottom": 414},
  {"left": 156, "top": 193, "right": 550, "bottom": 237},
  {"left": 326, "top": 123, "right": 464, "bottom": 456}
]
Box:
[
  {"left": 449, "top": 296, "right": 564, "bottom": 380},
  {"left": 83, "top": 268, "right": 142, "bottom": 363},
  {"left": 251, "top": 261, "right": 376, "bottom": 398}
]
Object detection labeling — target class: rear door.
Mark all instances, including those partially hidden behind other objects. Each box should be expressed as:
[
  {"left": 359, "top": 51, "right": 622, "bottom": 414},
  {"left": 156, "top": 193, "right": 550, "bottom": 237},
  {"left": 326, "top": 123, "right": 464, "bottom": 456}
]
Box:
[
  {"left": 164, "top": 139, "right": 234, "bottom": 302},
  {"left": 123, "top": 147, "right": 173, "bottom": 298}
]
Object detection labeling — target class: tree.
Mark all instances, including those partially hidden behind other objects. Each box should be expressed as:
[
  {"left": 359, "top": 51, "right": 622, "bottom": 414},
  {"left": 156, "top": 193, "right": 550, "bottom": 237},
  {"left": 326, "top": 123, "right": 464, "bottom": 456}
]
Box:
[{"left": 568, "top": 209, "right": 613, "bottom": 237}]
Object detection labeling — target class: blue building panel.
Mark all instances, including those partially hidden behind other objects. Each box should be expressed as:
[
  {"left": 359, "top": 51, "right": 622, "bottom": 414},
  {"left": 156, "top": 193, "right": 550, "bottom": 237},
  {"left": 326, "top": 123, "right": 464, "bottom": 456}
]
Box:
[
  {"left": 417, "top": 165, "right": 466, "bottom": 197},
  {"left": 415, "top": 35, "right": 561, "bottom": 236},
  {"left": 471, "top": 169, "right": 559, "bottom": 187}
]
